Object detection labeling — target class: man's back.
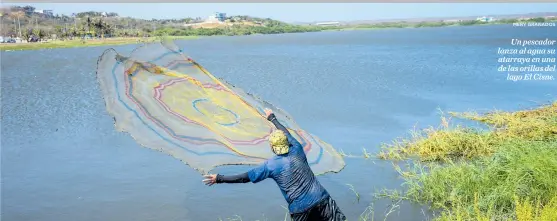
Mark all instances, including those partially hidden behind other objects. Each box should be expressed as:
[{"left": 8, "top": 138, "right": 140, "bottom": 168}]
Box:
[
  {"left": 204, "top": 111, "right": 346, "bottom": 221},
  {"left": 248, "top": 133, "right": 330, "bottom": 214}
]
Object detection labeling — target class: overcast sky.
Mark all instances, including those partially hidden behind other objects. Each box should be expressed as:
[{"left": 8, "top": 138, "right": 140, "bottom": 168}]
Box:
[{"left": 4, "top": 3, "right": 557, "bottom": 22}]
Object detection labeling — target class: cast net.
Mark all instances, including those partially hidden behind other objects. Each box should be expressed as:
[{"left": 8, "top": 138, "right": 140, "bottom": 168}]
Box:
[{"left": 95, "top": 40, "right": 345, "bottom": 175}]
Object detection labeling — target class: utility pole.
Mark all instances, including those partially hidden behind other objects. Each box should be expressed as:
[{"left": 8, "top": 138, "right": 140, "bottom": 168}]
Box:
[{"left": 73, "top": 13, "right": 77, "bottom": 33}]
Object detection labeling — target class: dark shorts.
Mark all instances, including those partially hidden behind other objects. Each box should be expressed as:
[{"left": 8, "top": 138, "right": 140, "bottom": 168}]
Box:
[{"left": 290, "top": 196, "right": 346, "bottom": 221}]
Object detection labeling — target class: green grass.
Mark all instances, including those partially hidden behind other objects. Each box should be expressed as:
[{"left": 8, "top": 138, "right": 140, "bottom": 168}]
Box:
[
  {"left": 378, "top": 102, "right": 557, "bottom": 162},
  {"left": 0, "top": 36, "right": 199, "bottom": 51},
  {"left": 358, "top": 199, "right": 403, "bottom": 221},
  {"left": 327, "top": 18, "right": 557, "bottom": 32},
  {"left": 375, "top": 102, "right": 557, "bottom": 221},
  {"left": 347, "top": 184, "right": 361, "bottom": 203},
  {"left": 433, "top": 193, "right": 557, "bottom": 221},
  {"left": 376, "top": 122, "right": 499, "bottom": 162}
]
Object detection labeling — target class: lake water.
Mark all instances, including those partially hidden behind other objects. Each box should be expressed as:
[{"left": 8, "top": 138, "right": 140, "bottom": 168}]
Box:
[{"left": 2, "top": 25, "right": 556, "bottom": 221}]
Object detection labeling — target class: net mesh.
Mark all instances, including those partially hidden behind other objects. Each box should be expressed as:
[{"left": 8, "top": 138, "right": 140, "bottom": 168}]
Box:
[{"left": 95, "top": 40, "right": 345, "bottom": 175}]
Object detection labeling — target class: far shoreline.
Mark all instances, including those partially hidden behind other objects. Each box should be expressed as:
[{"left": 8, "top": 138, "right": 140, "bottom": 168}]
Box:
[{"left": 2, "top": 21, "right": 554, "bottom": 51}]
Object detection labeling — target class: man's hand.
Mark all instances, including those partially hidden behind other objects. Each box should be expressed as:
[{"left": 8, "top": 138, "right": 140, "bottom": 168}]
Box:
[
  {"left": 264, "top": 108, "right": 273, "bottom": 119},
  {"left": 203, "top": 174, "right": 217, "bottom": 186}
]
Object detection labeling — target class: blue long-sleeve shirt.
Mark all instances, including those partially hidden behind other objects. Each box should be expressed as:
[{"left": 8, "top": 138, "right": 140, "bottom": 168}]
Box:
[{"left": 216, "top": 113, "right": 330, "bottom": 214}]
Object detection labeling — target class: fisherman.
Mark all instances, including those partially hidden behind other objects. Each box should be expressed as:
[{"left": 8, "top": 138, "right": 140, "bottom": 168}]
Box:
[{"left": 202, "top": 108, "right": 346, "bottom": 221}]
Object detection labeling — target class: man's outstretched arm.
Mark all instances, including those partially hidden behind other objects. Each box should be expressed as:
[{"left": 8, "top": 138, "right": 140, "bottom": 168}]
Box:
[
  {"left": 267, "top": 113, "right": 291, "bottom": 137},
  {"left": 217, "top": 173, "right": 250, "bottom": 183},
  {"left": 202, "top": 162, "right": 271, "bottom": 186},
  {"left": 203, "top": 173, "right": 250, "bottom": 185}
]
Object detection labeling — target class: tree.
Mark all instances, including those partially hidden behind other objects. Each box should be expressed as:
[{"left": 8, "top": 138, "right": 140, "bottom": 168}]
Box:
[
  {"left": 22, "top": 28, "right": 32, "bottom": 41},
  {"left": 9, "top": 11, "right": 25, "bottom": 38},
  {"left": 54, "top": 25, "right": 64, "bottom": 39},
  {"left": 33, "top": 28, "right": 47, "bottom": 40},
  {"left": 23, "top": 5, "right": 35, "bottom": 15},
  {"left": 93, "top": 17, "right": 111, "bottom": 38},
  {"left": 32, "top": 28, "right": 39, "bottom": 37},
  {"left": 529, "top": 17, "right": 546, "bottom": 22},
  {"left": 0, "top": 10, "right": 7, "bottom": 36},
  {"left": 86, "top": 16, "right": 92, "bottom": 33}
]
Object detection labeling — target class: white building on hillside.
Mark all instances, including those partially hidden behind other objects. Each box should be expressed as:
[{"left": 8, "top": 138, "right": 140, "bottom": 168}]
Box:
[
  {"left": 206, "top": 12, "right": 227, "bottom": 23},
  {"left": 476, "top": 16, "right": 495, "bottom": 22},
  {"left": 315, "top": 21, "right": 340, "bottom": 26},
  {"left": 33, "top": 9, "right": 54, "bottom": 16}
]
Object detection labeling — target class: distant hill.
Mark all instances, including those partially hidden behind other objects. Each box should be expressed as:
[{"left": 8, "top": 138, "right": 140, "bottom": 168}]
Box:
[
  {"left": 293, "top": 12, "right": 557, "bottom": 25},
  {"left": 0, "top": 5, "right": 329, "bottom": 40},
  {"left": 2, "top": 4, "right": 555, "bottom": 41},
  {"left": 0, "top": 5, "right": 306, "bottom": 38}
]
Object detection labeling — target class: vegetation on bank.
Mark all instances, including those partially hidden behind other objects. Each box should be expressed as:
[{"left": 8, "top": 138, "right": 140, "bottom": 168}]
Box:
[
  {"left": 0, "top": 5, "right": 328, "bottom": 42},
  {"left": 2, "top": 5, "right": 556, "bottom": 45},
  {"left": 375, "top": 102, "right": 557, "bottom": 221},
  {"left": 0, "top": 36, "right": 197, "bottom": 51},
  {"left": 3, "top": 16, "right": 555, "bottom": 51},
  {"left": 331, "top": 16, "right": 557, "bottom": 31}
]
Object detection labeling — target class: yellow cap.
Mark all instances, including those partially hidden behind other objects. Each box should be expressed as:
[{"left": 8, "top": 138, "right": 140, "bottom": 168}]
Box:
[{"left": 269, "top": 130, "right": 289, "bottom": 155}]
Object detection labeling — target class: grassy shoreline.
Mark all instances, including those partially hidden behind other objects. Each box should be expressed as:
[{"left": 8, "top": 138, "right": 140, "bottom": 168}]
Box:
[
  {"left": 375, "top": 102, "right": 557, "bottom": 221},
  {"left": 330, "top": 19, "right": 557, "bottom": 32},
  {"left": 5, "top": 19, "right": 556, "bottom": 51},
  {"left": 0, "top": 24, "right": 504, "bottom": 51},
  {"left": 0, "top": 36, "right": 199, "bottom": 51}
]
